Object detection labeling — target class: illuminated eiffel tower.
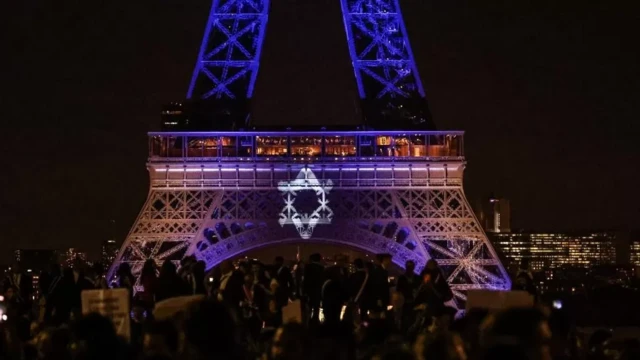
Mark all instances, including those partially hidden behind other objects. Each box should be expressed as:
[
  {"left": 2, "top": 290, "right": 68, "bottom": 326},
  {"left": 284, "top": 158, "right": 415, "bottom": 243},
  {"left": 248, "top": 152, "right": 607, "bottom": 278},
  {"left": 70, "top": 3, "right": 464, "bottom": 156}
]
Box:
[{"left": 109, "top": 0, "right": 511, "bottom": 309}]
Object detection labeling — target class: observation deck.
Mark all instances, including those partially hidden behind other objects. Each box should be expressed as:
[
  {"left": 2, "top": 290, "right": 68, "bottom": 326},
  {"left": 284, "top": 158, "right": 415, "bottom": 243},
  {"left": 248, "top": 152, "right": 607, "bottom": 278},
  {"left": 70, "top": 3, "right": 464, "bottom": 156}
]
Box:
[{"left": 148, "top": 130, "right": 466, "bottom": 189}]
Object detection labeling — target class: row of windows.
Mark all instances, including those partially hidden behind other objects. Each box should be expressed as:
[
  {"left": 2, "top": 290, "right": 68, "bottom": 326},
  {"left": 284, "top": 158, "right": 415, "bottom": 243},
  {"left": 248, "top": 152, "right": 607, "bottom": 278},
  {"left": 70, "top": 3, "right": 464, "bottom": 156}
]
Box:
[{"left": 149, "top": 134, "right": 463, "bottom": 159}]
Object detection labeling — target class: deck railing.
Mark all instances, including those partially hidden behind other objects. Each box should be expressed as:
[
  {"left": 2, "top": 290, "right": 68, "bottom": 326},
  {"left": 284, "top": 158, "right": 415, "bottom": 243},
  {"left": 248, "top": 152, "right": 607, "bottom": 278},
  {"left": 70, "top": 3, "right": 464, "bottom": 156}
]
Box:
[{"left": 148, "top": 130, "right": 464, "bottom": 162}]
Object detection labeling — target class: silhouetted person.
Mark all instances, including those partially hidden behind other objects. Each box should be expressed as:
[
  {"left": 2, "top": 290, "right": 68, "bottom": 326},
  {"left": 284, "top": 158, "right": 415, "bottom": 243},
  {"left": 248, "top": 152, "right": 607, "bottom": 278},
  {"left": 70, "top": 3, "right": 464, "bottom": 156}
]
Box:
[
  {"left": 139, "top": 259, "right": 158, "bottom": 310},
  {"left": 92, "top": 263, "right": 109, "bottom": 289},
  {"left": 481, "top": 307, "right": 552, "bottom": 360},
  {"left": 425, "top": 259, "right": 456, "bottom": 328},
  {"left": 69, "top": 259, "right": 95, "bottom": 320},
  {"left": 273, "top": 256, "right": 294, "bottom": 307},
  {"left": 156, "top": 260, "right": 188, "bottom": 302},
  {"left": 191, "top": 260, "right": 207, "bottom": 295},
  {"left": 239, "top": 272, "right": 267, "bottom": 341},
  {"left": 348, "top": 258, "right": 370, "bottom": 322},
  {"left": 181, "top": 300, "right": 244, "bottom": 360},
  {"left": 3, "top": 262, "right": 33, "bottom": 305},
  {"left": 71, "top": 313, "right": 129, "bottom": 360},
  {"left": 370, "top": 254, "right": 392, "bottom": 314},
  {"left": 321, "top": 266, "right": 348, "bottom": 327},
  {"left": 44, "top": 264, "right": 63, "bottom": 324},
  {"left": 3, "top": 285, "right": 31, "bottom": 341},
  {"left": 303, "top": 253, "right": 325, "bottom": 324},
  {"left": 116, "top": 262, "right": 135, "bottom": 300},
  {"left": 512, "top": 258, "right": 537, "bottom": 300},
  {"left": 396, "top": 260, "right": 420, "bottom": 310},
  {"left": 268, "top": 323, "right": 308, "bottom": 360},
  {"left": 412, "top": 269, "right": 446, "bottom": 332}
]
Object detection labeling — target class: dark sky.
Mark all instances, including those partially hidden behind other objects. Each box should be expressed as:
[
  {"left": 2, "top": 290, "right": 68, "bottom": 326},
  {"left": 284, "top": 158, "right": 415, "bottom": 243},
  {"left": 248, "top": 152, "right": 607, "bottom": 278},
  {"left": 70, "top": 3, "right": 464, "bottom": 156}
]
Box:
[{"left": 2, "top": 0, "right": 639, "bottom": 260}]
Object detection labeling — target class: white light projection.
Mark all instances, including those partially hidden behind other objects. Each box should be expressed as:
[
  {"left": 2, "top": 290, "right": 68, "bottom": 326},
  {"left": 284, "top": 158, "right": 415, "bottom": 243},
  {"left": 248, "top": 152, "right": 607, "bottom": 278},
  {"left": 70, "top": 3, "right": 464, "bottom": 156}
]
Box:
[{"left": 278, "top": 167, "right": 334, "bottom": 239}]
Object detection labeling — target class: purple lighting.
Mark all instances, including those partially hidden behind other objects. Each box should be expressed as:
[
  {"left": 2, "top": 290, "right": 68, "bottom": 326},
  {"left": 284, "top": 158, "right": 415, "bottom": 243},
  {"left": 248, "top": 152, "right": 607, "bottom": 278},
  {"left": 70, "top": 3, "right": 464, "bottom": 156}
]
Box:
[{"left": 187, "top": 0, "right": 270, "bottom": 100}]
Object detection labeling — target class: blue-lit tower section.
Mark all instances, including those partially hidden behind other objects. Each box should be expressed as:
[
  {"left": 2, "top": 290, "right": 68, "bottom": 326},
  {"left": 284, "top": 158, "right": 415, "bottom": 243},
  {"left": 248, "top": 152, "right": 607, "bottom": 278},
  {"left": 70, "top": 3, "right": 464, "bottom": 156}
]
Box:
[
  {"left": 109, "top": 0, "right": 512, "bottom": 311},
  {"left": 340, "top": 0, "right": 431, "bottom": 128},
  {"left": 187, "top": 0, "right": 269, "bottom": 100}
]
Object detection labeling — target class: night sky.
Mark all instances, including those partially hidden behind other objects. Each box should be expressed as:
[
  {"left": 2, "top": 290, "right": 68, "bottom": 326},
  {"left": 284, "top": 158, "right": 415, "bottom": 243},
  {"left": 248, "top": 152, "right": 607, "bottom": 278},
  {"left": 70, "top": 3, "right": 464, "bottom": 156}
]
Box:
[{"left": 2, "top": 0, "right": 639, "bottom": 260}]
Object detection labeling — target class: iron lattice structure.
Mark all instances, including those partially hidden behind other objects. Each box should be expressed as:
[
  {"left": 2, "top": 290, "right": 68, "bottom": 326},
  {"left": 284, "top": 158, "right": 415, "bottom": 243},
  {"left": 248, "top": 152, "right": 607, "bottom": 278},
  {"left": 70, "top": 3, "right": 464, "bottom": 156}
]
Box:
[
  {"left": 187, "top": 0, "right": 269, "bottom": 99},
  {"left": 108, "top": 131, "right": 512, "bottom": 309},
  {"left": 187, "top": 0, "right": 423, "bottom": 100},
  {"left": 340, "top": 0, "right": 425, "bottom": 99},
  {"left": 109, "top": 1, "right": 512, "bottom": 310}
]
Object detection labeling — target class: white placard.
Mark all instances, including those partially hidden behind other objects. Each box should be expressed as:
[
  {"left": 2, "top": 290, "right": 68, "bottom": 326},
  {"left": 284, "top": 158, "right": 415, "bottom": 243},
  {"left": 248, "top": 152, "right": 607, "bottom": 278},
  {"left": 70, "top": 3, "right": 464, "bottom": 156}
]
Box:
[
  {"left": 282, "top": 299, "right": 302, "bottom": 324},
  {"left": 81, "top": 288, "right": 130, "bottom": 341},
  {"left": 466, "top": 290, "right": 534, "bottom": 312}
]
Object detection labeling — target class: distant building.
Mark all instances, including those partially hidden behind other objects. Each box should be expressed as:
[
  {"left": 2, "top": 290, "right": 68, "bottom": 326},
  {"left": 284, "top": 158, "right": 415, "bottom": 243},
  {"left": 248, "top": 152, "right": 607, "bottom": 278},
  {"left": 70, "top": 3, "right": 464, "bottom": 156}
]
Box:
[
  {"left": 161, "top": 102, "right": 186, "bottom": 130},
  {"left": 101, "top": 239, "right": 119, "bottom": 269},
  {"left": 63, "top": 248, "right": 88, "bottom": 268},
  {"left": 631, "top": 241, "right": 640, "bottom": 267},
  {"left": 475, "top": 196, "right": 511, "bottom": 233},
  {"left": 13, "top": 249, "right": 59, "bottom": 274},
  {"left": 491, "top": 232, "right": 617, "bottom": 272}
]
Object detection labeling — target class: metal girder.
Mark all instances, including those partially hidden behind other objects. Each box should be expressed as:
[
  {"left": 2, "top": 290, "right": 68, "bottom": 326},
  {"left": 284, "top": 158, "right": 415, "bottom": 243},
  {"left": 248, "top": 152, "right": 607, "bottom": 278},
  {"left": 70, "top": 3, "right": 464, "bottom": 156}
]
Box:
[
  {"left": 109, "top": 173, "right": 511, "bottom": 309},
  {"left": 187, "top": 0, "right": 270, "bottom": 99},
  {"left": 340, "top": 0, "right": 425, "bottom": 99}
]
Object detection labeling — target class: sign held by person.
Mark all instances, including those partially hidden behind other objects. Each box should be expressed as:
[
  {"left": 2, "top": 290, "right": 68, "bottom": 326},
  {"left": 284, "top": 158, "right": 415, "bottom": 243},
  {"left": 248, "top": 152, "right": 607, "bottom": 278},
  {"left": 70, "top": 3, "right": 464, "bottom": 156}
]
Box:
[
  {"left": 466, "top": 290, "right": 534, "bottom": 312},
  {"left": 282, "top": 299, "right": 302, "bottom": 324},
  {"left": 81, "top": 288, "right": 130, "bottom": 341}
]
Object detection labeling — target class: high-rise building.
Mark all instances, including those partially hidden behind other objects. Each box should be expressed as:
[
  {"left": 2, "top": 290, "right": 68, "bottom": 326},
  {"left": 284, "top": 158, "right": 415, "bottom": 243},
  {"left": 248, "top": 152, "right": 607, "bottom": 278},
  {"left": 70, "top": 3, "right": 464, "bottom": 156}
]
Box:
[
  {"left": 476, "top": 196, "right": 511, "bottom": 233},
  {"left": 491, "top": 232, "right": 617, "bottom": 272},
  {"left": 630, "top": 241, "right": 640, "bottom": 267},
  {"left": 63, "top": 248, "right": 88, "bottom": 268},
  {"left": 101, "top": 239, "right": 119, "bottom": 269},
  {"left": 13, "top": 249, "right": 59, "bottom": 273},
  {"left": 161, "top": 102, "right": 186, "bottom": 130}
]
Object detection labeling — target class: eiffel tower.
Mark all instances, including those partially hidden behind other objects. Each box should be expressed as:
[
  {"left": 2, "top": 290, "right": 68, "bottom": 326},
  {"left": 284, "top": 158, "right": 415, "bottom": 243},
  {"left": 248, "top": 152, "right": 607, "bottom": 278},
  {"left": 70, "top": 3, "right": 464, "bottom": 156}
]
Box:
[{"left": 109, "top": 0, "right": 511, "bottom": 309}]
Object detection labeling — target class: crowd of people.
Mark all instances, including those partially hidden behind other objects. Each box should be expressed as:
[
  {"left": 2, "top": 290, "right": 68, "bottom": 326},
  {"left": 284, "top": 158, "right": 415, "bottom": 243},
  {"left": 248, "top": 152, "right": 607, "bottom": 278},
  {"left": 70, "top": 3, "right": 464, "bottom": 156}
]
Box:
[{"left": 0, "top": 253, "right": 638, "bottom": 360}]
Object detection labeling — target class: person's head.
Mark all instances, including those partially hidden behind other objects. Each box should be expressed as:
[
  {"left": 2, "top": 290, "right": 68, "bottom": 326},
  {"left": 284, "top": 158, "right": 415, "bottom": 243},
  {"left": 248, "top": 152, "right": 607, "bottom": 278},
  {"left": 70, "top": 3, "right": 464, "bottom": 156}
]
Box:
[
  {"left": 354, "top": 258, "right": 365, "bottom": 270},
  {"left": 244, "top": 272, "right": 254, "bottom": 286},
  {"left": 131, "top": 301, "right": 146, "bottom": 323},
  {"left": 238, "top": 261, "right": 250, "bottom": 274},
  {"left": 414, "top": 332, "right": 467, "bottom": 360},
  {"left": 93, "top": 263, "right": 105, "bottom": 277},
  {"left": 426, "top": 259, "right": 438, "bottom": 271},
  {"left": 420, "top": 269, "right": 432, "bottom": 284},
  {"left": 218, "top": 260, "right": 232, "bottom": 274},
  {"left": 405, "top": 260, "right": 416, "bottom": 273},
  {"left": 271, "top": 323, "right": 307, "bottom": 360},
  {"left": 309, "top": 253, "right": 322, "bottom": 263},
  {"left": 72, "top": 258, "right": 85, "bottom": 272},
  {"left": 71, "top": 313, "right": 123, "bottom": 359},
  {"left": 142, "top": 259, "right": 157, "bottom": 277},
  {"left": 143, "top": 320, "right": 179, "bottom": 358},
  {"left": 270, "top": 278, "right": 279, "bottom": 293},
  {"left": 159, "top": 259, "right": 177, "bottom": 277},
  {"left": 251, "top": 262, "right": 261, "bottom": 274},
  {"left": 117, "top": 262, "right": 132, "bottom": 277},
  {"left": 275, "top": 256, "right": 285, "bottom": 268},
  {"left": 11, "top": 262, "right": 20, "bottom": 273},
  {"left": 481, "top": 308, "right": 552, "bottom": 360},
  {"left": 5, "top": 286, "right": 15, "bottom": 300},
  {"left": 182, "top": 300, "right": 240, "bottom": 358},
  {"left": 377, "top": 254, "right": 392, "bottom": 268}
]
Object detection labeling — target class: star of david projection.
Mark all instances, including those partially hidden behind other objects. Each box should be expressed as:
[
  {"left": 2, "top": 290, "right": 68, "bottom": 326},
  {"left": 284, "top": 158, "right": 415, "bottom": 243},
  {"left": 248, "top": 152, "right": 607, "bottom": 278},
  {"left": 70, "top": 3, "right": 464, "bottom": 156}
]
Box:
[{"left": 277, "top": 167, "right": 334, "bottom": 239}]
